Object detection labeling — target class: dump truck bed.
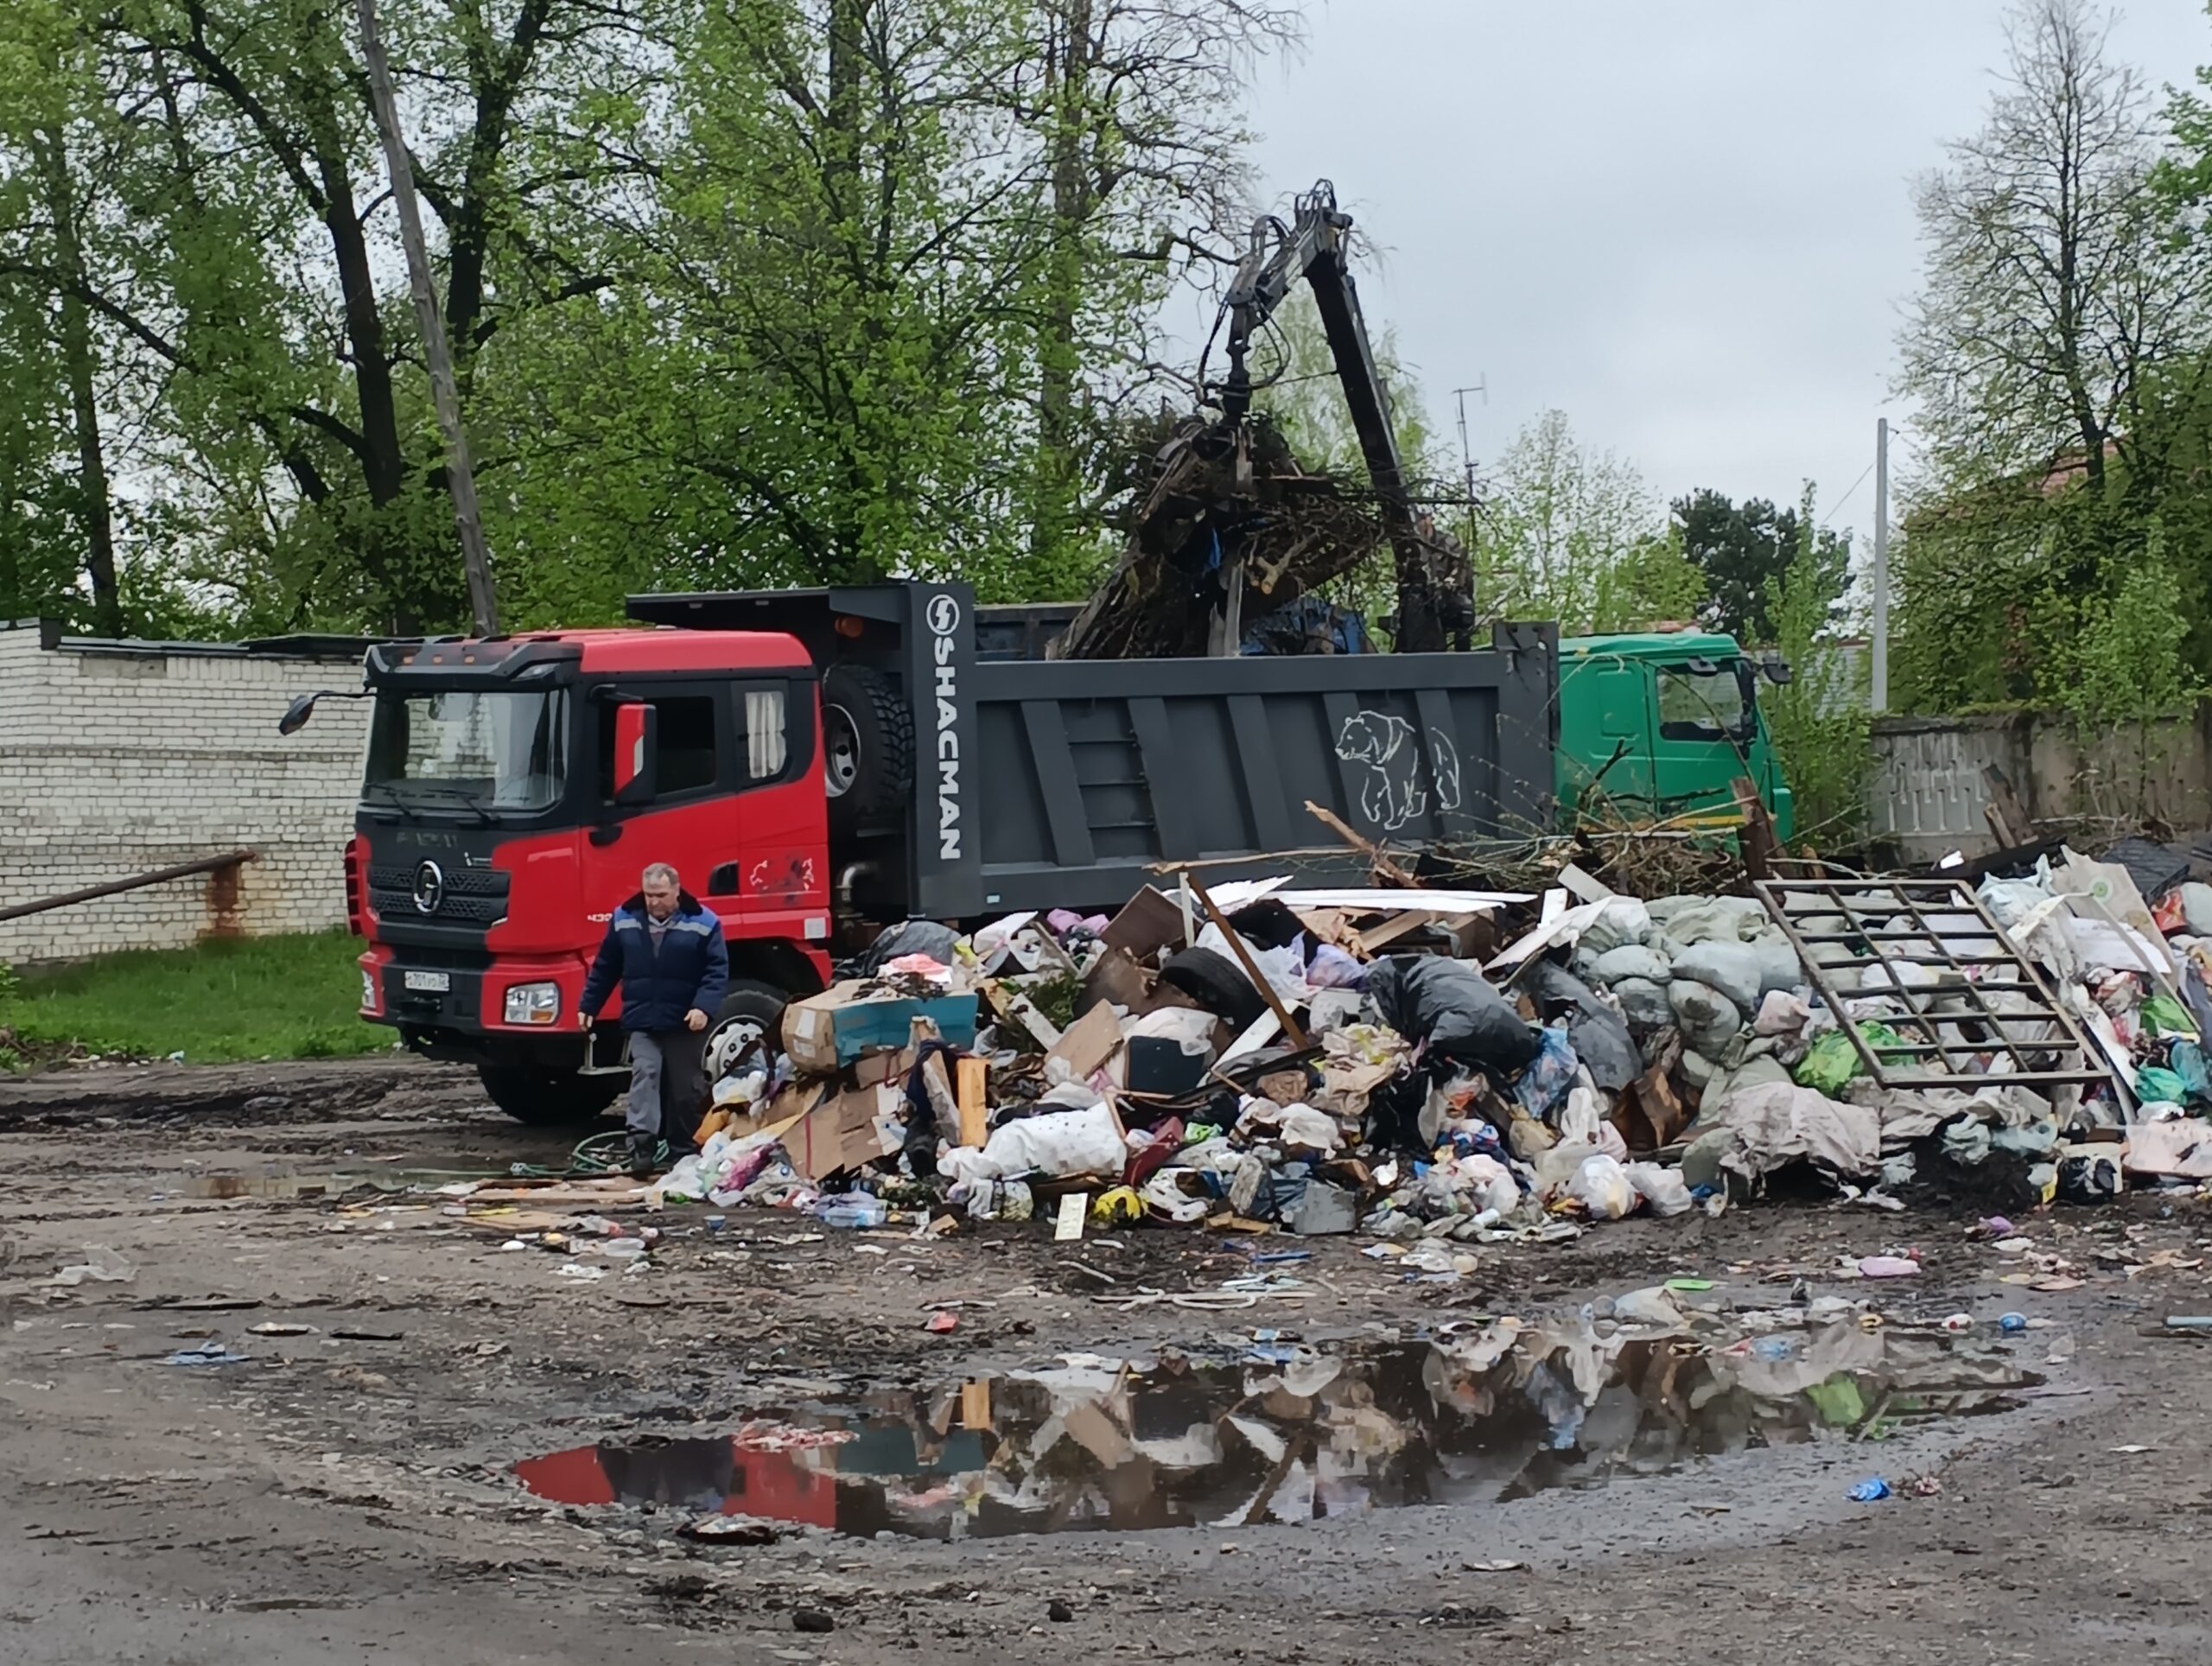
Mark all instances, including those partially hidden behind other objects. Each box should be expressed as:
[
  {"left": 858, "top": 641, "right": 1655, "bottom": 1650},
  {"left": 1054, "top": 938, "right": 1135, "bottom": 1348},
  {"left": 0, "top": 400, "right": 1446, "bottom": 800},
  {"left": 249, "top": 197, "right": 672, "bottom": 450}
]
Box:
[{"left": 627, "top": 584, "right": 1558, "bottom": 921}]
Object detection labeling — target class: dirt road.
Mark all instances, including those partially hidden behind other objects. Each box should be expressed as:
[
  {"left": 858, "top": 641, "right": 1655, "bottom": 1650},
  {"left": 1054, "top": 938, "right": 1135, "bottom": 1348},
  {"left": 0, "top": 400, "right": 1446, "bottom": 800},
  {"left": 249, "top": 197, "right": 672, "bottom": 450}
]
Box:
[{"left": 0, "top": 1057, "right": 2203, "bottom": 1665}]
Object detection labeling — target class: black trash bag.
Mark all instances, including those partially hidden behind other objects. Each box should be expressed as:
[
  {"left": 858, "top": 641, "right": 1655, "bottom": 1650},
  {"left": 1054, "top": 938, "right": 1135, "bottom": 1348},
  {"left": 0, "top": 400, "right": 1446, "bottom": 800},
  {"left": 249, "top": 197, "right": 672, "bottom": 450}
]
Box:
[
  {"left": 1226, "top": 898, "right": 1307, "bottom": 953},
  {"left": 2100, "top": 836, "right": 2190, "bottom": 905},
  {"left": 1368, "top": 956, "right": 1541, "bottom": 1071},
  {"left": 842, "top": 919, "right": 961, "bottom": 980},
  {"left": 1521, "top": 959, "right": 1640, "bottom": 1092},
  {"left": 1159, "top": 946, "right": 1268, "bottom": 1033}
]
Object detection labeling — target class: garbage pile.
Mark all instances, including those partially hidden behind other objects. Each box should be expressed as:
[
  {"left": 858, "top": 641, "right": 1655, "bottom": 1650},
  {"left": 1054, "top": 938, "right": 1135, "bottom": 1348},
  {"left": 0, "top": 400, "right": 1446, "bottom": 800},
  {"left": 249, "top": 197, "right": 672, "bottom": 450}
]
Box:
[{"left": 649, "top": 838, "right": 2212, "bottom": 1239}]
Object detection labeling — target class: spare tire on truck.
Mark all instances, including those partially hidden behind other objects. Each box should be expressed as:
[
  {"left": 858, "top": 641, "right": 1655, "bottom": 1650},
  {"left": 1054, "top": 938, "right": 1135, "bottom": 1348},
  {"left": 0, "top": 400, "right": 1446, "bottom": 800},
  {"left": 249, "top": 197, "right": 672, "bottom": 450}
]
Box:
[{"left": 821, "top": 664, "right": 913, "bottom": 834}]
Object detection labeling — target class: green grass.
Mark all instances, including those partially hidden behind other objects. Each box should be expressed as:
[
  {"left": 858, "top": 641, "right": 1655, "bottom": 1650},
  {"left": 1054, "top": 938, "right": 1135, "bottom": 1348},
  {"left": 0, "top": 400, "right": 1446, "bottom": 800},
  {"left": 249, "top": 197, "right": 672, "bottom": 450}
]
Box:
[{"left": 0, "top": 931, "right": 391, "bottom": 1066}]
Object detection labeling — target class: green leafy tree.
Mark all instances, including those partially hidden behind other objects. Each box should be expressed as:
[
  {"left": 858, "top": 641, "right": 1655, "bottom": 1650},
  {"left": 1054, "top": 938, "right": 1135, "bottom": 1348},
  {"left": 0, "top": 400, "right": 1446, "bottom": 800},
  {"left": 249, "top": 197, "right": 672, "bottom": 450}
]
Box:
[
  {"left": 1673, "top": 487, "right": 1847, "bottom": 646},
  {"left": 1476, "top": 410, "right": 1704, "bottom": 634},
  {"left": 1764, "top": 486, "right": 1869, "bottom": 843}
]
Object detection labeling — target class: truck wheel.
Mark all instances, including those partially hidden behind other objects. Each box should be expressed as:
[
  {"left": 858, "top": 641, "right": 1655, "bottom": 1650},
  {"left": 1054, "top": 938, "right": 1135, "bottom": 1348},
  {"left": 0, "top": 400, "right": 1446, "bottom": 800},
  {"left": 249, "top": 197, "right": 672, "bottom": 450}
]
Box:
[
  {"left": 702, "top": 980, "right": 788, "bottom": 1084},
  {"left": 821, "top": 664, "right": 912, "bottom": 833},
  {"left": 477, "top": 1065, "right": 623, "bottom": 1128}
]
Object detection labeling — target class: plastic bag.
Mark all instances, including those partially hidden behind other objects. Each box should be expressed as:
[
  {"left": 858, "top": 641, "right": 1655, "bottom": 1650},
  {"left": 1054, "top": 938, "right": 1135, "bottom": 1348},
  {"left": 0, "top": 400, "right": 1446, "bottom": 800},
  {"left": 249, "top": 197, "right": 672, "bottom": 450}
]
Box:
[
  {"left": 1579, "top": 897, "right": 1653, "bottom": 956},
  {"left": 1515, "top": 1026, "right": 1580, "bottom": 1119},
  {"left": 1592, "top": 944, "right": 1672, "bottom": 986},
  {"left": 2142, "top": 993, "right": 2199, "bottom": 1040},
  {"left": 1669, "top": 939, "right": 1763, "bottom": 1014},
  {"left": 1369, "top": 956, "right": 1541, "bottom": 1070},
  {"left": 963, "top": 1101, "right": 1126, "bottom": 1180},
  {"left": 1306, "top": 944, "right": 1368, "bottom": 989},
  {"left": 846, "top": 919, "right": 961, "bottom": 977},
  {"left": 2135, "top": 1065, "right": 2189, "bottom": 1108},
  {"left": 1669, "top": 979, "right": 1744, "bottom": 1056},
  {"left": 2171, "top": 1039, "right": 2212, "bottom": 1104},
  {"left": 1567, "top": 1153, "right": 1637, "bottom": 1220},
  {"left": 1624, "top": 1161, "right": 1692, "bottom": 1217},
  {"left": 1755, "top": 990, "right": 1812, "bottom": 1036},
  {"left": 1609, "top": 976, "right": 1674, "bottom": 1033},
  {"left": 1127, "top": 1008, "right": 1219, "bottom": 1054},
  {"left": 1522, "top": 960, "right": 1640, "bottom": 1091},
  {"left": 1796, "top": 1029, "right": 1860, "bottom": 1097},
  {"left": 1450, "top": 1153, "right": 1520, "bottom": 1217}
]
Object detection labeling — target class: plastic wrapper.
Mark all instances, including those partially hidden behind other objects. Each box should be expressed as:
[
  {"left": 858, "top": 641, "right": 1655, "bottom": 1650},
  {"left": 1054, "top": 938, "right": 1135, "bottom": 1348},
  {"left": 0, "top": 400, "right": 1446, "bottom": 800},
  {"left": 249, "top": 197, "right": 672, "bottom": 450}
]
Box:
[
  {"left": 1514, "top": 1026, "right": 1580, "bottom": 1120},
  {"left": 949, "top": 1177, "right": 1034, "bottom": 1220},
  {"left": 1306, "top": 944, "right": 1368, "bottom": 989},
  {"left": 1368, "top": 955, "right": 1541, "bottom": 1070}
]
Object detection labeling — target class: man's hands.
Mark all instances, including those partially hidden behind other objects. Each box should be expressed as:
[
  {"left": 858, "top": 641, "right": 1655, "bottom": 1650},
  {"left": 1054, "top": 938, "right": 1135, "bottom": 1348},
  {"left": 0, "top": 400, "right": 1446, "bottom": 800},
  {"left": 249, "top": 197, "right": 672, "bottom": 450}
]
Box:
[
  {"left": 684, "top": 1008, "right": 709, "bottom": 1033},
  {"left": 580, "top": 1013, "right": 594, "bottom": 1032}
]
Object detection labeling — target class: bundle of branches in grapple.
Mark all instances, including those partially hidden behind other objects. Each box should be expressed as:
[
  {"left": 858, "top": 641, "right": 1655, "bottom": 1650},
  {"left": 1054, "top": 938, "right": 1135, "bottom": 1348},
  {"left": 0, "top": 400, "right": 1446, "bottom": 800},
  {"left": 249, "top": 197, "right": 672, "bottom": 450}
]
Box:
[{"left": 1051, "top": 414, "right": 1388, "bottom": 660}]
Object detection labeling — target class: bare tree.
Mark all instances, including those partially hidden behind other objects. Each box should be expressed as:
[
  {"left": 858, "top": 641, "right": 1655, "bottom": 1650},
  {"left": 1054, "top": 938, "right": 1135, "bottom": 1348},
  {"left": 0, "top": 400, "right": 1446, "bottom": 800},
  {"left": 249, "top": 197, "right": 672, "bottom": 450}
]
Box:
[
  {"left": 1014, "top": 0, "right": 1303, "bottom": 584},
  {"left": 1899, "top": 0, "right": 2209, "bottom": 500}
]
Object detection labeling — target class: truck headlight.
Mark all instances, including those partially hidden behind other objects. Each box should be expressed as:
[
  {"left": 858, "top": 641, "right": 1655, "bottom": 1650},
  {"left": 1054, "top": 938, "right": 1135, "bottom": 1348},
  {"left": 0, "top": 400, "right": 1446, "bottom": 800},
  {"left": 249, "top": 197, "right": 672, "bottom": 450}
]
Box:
[
  {"left": 360, "top": 970, "right": 378, "bottom": 1012},
  {"left": 504, "top": 982, "right": 562, "bottom": 1026}
]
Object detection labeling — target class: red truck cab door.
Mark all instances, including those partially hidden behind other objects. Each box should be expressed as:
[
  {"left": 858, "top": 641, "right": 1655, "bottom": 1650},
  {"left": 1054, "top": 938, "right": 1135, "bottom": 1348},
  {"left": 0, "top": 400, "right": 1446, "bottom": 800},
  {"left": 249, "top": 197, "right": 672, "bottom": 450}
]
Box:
[{"left": 579, "top": 678, "right": 829, "bottom": 973}]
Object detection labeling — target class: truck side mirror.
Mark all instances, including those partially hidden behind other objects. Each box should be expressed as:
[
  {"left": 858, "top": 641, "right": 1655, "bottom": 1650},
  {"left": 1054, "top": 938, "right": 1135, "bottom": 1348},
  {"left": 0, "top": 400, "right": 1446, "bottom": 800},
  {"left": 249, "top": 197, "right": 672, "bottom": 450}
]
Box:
[
  {"left": 613, "top": 702, "right": 658, "bottom": 806},
  {"left": 1762, "top": 655, "right": 1795, "bottom": 686}
]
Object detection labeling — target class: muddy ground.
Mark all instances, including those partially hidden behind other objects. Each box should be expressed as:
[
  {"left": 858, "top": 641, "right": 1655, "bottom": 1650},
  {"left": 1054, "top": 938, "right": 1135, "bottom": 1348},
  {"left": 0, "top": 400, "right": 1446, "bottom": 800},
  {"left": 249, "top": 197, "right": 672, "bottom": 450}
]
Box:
[{"left": 0, "top": 1055, "right": 2206, "bottom": 1665}]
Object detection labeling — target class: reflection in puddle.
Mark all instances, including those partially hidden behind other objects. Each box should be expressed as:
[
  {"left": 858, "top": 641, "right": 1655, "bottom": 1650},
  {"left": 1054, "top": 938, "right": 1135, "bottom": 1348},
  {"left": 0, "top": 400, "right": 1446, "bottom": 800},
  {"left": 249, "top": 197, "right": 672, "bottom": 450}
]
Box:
[{"left": 513, "top": 1319, "right": 2037, "bottom": 1541}]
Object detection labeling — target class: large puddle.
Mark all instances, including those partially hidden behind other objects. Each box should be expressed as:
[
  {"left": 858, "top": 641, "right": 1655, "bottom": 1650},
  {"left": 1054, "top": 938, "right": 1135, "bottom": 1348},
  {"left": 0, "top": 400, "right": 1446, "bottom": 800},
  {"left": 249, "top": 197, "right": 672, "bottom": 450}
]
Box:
[{"left": 513, "top": 1319, "right": 2037, "bottom": 1541}]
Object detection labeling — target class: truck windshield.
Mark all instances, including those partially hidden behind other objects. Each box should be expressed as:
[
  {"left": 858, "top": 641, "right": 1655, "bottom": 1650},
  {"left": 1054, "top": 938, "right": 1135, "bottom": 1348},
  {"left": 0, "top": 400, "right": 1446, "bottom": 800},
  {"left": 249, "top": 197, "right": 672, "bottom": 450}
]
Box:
[
  {"left": 364, "top": 690, "right": 568, "bottom": 812},
  {"left": 1656, "top": 663, "right": 1752, "bottom": 741}
]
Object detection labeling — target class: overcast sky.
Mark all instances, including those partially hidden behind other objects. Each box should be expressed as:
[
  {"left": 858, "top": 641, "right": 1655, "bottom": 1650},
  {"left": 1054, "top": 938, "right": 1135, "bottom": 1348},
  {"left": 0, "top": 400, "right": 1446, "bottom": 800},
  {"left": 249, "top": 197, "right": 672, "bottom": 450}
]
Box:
[{"left": 1217, "top": 0, "right": 2211, "bottom": 550}]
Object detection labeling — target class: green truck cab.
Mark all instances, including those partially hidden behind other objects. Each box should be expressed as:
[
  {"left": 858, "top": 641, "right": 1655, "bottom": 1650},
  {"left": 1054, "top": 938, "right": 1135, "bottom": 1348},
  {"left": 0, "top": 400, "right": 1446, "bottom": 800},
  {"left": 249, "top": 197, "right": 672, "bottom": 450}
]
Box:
[{"left": 1554, "top": 631, "right": 1795, "bottom": 843}]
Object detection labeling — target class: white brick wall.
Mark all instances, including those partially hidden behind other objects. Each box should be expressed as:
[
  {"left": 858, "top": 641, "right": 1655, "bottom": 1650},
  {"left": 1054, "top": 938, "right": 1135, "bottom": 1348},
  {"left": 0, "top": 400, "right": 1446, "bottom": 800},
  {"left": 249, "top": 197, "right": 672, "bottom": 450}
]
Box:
[{"left": 0, "top": 623, "right": 373, "bottom": 964}]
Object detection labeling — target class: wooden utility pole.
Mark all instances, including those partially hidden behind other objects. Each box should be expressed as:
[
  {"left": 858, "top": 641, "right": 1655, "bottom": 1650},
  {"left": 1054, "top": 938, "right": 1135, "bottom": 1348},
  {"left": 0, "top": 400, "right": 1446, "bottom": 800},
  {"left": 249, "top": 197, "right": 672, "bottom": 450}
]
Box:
[{"left": 354, "top": 0, "right": 500, "bottom": 636}]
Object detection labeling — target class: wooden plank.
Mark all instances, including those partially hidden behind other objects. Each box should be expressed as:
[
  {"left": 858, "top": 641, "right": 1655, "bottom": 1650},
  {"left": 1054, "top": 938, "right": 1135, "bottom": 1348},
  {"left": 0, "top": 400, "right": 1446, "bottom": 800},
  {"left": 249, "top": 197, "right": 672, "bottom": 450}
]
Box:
[
  {"left": 956, "top": 1056, "right": 989, "bottom": 1148},
  {"left": 1183, "top": 871, "right": 1310, "bottom": 1050},
  {"left": 1356, "top": 909, "right": 1437, "bottom": 954}
]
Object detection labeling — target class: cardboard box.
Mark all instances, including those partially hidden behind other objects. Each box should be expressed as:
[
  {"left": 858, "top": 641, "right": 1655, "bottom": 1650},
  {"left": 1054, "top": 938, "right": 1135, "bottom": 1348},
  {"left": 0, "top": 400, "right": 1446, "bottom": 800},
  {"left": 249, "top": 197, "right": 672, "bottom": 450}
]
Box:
[
  {"left": 784, "top": 982, "right": 978, "bottom": 1075},
  {"left": 782, "top": 1081, "right": 906, "bottom": 1180}
]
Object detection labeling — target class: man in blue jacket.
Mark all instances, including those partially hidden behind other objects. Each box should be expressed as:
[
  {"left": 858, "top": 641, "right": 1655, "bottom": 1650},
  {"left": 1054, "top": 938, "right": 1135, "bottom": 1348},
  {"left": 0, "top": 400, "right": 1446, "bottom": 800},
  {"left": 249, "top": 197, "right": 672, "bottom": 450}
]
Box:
[{"left": 579, "top": 862, "right": 729, "bottom": 1172}]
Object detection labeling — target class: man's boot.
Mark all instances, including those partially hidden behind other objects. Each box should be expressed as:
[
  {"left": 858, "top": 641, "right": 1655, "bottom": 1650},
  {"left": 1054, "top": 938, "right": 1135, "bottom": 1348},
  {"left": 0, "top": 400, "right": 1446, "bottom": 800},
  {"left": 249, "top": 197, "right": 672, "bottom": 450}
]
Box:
[{"left": 626, "top": 1132, "right": 658, "bottom": 1175}]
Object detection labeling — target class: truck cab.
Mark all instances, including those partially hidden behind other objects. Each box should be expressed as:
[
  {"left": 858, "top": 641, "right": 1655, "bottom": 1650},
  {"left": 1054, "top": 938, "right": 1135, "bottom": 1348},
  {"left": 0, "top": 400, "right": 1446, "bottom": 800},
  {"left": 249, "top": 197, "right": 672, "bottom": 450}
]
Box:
[
  {"left": 346, "top": 627, "right": 833, "bottom": 1125},
  {"left": 1554, "top": 631, "right": 1795, "bottom": 842}
]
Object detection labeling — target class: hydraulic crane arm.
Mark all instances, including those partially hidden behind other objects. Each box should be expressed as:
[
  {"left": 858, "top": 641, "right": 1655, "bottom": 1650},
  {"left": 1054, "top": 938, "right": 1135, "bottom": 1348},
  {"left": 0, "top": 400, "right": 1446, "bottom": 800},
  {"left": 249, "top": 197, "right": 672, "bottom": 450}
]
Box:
[{"left": 1215, "top": 181, "right": 1468, "bottom": 652}]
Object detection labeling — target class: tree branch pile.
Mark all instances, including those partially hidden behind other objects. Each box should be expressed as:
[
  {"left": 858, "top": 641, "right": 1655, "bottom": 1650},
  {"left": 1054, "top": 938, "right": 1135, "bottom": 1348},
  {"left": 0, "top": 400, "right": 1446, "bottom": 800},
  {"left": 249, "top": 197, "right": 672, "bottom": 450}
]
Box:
[{"left": 1050, "top": 412, "right": 1389, "bottom": 659}]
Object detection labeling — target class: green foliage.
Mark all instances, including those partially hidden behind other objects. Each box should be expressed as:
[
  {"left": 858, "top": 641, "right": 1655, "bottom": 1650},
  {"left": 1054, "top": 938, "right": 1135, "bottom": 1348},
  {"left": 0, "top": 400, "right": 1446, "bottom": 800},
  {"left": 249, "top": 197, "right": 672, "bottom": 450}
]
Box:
[
  {"left": 1673, "top": 487, "right": 1849, "bottom": 646},
  {"left": 1476, "top": 410, "right": 1704, "bottom": 634},
  {"left": 0, "top": 0, "right": 1297, "bottom": 635},
  {"left": 1763, "top": 487, "right": 1869, "bottom": 846},
  {"left": 0, "top": 932, "right": 388, "bottom": 1065}
]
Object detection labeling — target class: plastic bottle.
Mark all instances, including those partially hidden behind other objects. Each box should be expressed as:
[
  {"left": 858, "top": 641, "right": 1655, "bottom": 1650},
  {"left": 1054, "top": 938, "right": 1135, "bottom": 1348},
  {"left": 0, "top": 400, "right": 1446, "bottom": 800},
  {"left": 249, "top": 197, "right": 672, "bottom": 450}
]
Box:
[{"left": 814, "top": 1194, "right": 888, "bottom": 1230}]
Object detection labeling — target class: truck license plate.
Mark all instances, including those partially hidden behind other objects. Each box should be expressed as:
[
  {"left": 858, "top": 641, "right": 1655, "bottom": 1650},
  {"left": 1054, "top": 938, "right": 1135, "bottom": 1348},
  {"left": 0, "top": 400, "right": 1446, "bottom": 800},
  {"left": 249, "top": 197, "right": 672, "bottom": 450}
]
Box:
[{"left": 404, "top": 970, "right": 451, "bottom": 993}]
